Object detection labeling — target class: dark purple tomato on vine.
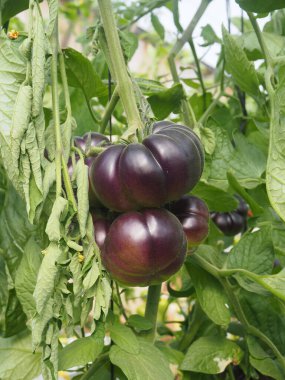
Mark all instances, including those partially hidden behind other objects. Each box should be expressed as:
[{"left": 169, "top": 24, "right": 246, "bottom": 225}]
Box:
[
  {"left": 169, "top": 195, "right": 209, "bottom": 245},
  {"left": 102, "top": 208, "right": 187, "bottom": 287},
  {"left": 92, "top": 209, "right": 113, "bottom": 250},
  {"left": 210, "top": 196, "right": 248, "bottom": 236},
  {"left": 74, "top": 132, "right": 110, "bottom": 153},
  {"left": 211, "top": 211, "right": 245, "bottom": 236},
  {"left": 90, "top": 123, "right": 204, "bottom": 212}
]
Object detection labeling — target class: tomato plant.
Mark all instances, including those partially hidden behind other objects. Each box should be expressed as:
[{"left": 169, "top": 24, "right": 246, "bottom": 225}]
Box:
[{"left": 0, "top": 0, "right": 285, "bottom": 380}]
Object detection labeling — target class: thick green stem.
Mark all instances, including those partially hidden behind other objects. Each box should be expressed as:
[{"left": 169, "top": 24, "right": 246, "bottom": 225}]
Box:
[
  {"left": 100, "top": 87, "right": 119, "bottom": 134},
  {"left": 97, "top": 0, "right": 143, "bottom": 133},
  {"left": 50, "top": 19, "right": 62, "bottom": 198},
  {"left": 144, "top": 284, "right": 161, "bottom": 342}
]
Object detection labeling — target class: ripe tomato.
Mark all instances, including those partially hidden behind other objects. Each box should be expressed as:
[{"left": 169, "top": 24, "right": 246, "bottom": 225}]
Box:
[
  {"left": 101, "top": 208, "right": 187, "bottom": 286},
  {"left": 90, "top": 123, "right": 204, "bottom": 211}
]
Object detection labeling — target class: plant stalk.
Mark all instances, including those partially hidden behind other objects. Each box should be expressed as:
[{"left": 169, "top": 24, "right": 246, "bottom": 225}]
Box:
[
  {"left": 100, "top": 87, "right": 119, "bottom": 134},
  {"left": 50, "top": 18, "right": 62, "bottom": 198},
  {"left": 97, "top": 0, "right": 143, "bottom": 133},
  {"left": 144, "top": 284, "right": 162, "bottom": 342}
]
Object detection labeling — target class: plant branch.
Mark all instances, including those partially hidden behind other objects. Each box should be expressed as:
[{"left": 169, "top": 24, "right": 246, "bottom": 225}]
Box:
[
  {"left": 189, "top": 38, "right": 207, "bottom": 110},
  {"left": 50, "top": 18, "right": 62, "bottom": 198},
  {"left": 100, "top": 87, "right": 119, "bottom": 134},
  {"left": 97, "top": 0, "right": 144, "bottom": 134},
  {"left": 143, "top": 284, "right": 161, "bottom": 342}
]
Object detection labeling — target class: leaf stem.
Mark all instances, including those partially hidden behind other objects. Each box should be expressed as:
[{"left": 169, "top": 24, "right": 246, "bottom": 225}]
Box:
[
  {"left": 50, "top": 18, "right": 62, "bottom": 198},
  {"left": 189, "top": 38, "right": 207, "bottom": 110},
  {"left": 97, "top": 0, "right": 144, "bottom": 134},
  {"left": 168, "top": 0, "right": 211, "bottom": 126},
  {"left": 143, "top": 284, "right": 161, "bottom": 342},
  {"left": 100, "top": 87, "right": 119, "bottom": 134}
]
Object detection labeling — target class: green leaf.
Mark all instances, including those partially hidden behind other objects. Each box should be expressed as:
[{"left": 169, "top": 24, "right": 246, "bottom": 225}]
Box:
[
  {"left": 192, "top": 182, "right": 238, "bottom": 212},
  {"left": 222, "top": 27, "right": 261, "bottom": 101},
  {"left": 240, "top": 291, "right": 285, "bottom": 355},
  {"left": 247, "top": 337, "right": 285, "bottom": 380},
  {"left": 241, "top": 32, "right": 285, "bottom": 61},
  {"left": 25, "top": 122, "right": 43, "bottom": 194},
  {"left": 267, "top": 88, "right": 285, "bottom": 222},
  {"left": 197, "top": 126, "right": 216, "bottom": 155},
  {"left": 63, "top": 48, "right": 107, "bottom": 100},
  {"left": 180, "top": 336, "right": 243, "bottom": 374},
  {"left": 201, "top": 24, "right": 220, "bottom": 46},
  {"left": 32, "top": 5, "right": 46, "bottom": 118},
  {"left": 110, "top": 322, "right": 140, "bottom": 354},
  {"left": 251, "top": 268, "right": 285, "bottom": 301},
  {"left": 151, "top": 13, "right": 165, "bottom": 40},
  {"left": 127, "top": 315, "right": 153, "bottom": 332},
  {"left": 148, "top": 83, "right": 184, "bottom": 119},
  {"left": 0, "top": 1, "right": 40, "bottom": 25},
  {"left": 226, "top": 226, "right": 274, "bottom": 274},
  {"left": 169, "top": 0, "right": 183, "bottom": 33},
  {"left": 76, "top": 159, "right": 89, "bottom": 238},
  {"left": 46, "top": 0, "right": 58, "bottom": 37},
  {"left": 109, "top": 341, "right": 173, "bottom": 380},
  {"left": 0, "top": 331, "right": 41, "bottom": 380},
  {"left": 119, "top": 30, "right": 139, "bottom": 61},
  {"left": 207, "top": 128, "right": 266, "bottom": 190},
  {"left": 186, "top": 263, "right": 231, "bottom": 326},
  {"left": 235, "top": 0, "right": 285, "bottom": 12},
  {"left": 33, "top": 242, "right": 63, "bottom": 314},
  {"left": 58, "top": 323, "right": 105, "bottom": 370},
  {"left": 45, "top": 196, "right": 68, "bottom": 242},
  {"left": 15, "top": 237, "right": 42, "bottom": 319},
  {"left": 83, "top": 259, "right": 100, "bottom": 290}
]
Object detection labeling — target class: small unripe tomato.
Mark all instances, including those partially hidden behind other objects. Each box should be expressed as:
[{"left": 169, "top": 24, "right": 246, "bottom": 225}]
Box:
[
  {"left": 102, "top": 209, "right": 187, "bottom": 287},
  {"left": 168, "top": 195, "right": 209, "bottom": 245}
]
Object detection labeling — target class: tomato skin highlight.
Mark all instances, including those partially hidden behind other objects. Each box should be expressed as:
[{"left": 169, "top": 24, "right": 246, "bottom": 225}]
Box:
[
  {"left": 169, "top": 195, "right": 209, "bottom": 245},
  {"left": 101, "top": 208, "right": 187, "bottom": 287},
  {"left": 90, "top": 123, "right": 204, "bottom": 212}
]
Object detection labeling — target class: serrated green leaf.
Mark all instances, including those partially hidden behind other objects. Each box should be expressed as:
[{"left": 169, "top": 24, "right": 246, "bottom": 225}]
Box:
[
  {"left": 76, "top": 159, "right": 89, "bottom": 238},
  {"left": 201, "top": 24, "right": 220, "bottom": 46},
  {"left": 26, "top": 122, "right": 43, "bottom": 193},
  {"left": 63, "top": 48, "right": 107, "bottom": 100},
  {"left": 186, "top": 263, "right": 231, "bottom": 326},
  {"left": 110, "top": 341, "right": 173, "bottom": 380},
  {"left": 180, "top": 336, "right": 243, "bottom": 374},
  {"left": 192, "top": 182, "right": 238, "bottom": 212},
  {"left": 267, "top": 88, "right": 285, "bottom": 222},
  {"left": 247, "top": 336, "right": 285, "bottom": 380},
  {"left": 251, "top": 268, "right": 285, "bottom": 301},
  {"left": 127, "top": 314, "right": 153, "bottom": 332},
  {"left": 222, "top": 27, "right": 260, "bottom": 100},
  {"left": 58, "top": 323, "right": 105, "bottom": 370},
  {"left": 0, "top": 331, "right": 41, "bottom": 380},
  {"left": 33, "top": 242, "right": 62, "bottom": 314},
  {"left": 151, "top": 13, "right": 165, "bottom": 40},
  {"left": 15, "top": 237, "right": 42, "bottom": 319},
  {"left": 32, "top": 298, "right": 53, "bottom": 349},
  {"left": 235, "top": 0, "right": 285, "bottom": 12},
  {"left": 45, "top": 196, "right": 68, "bottom": 241},
  {"left": 119, "top": 30, "right": 139, "bottom": 61},
  {"left": 83, "top": 259, "right": 100, "bottom": 290},
  {"left": 110, "top": 322, "right": 140, "bottom": 354},
  {"left": 32, "top": 4, "right": 46, "bottom": 118},
  {"left": 148, "top": 83, "right": 184, "bottom": 119},
  {"left": 46, "top": 0, "right": 58, "bottom": 37},
  {"left": 226, "top": 226, "right": 274, "bottom": 274},
  {"left": 10, "top": 85, "right": 32, "bottom": 176}
]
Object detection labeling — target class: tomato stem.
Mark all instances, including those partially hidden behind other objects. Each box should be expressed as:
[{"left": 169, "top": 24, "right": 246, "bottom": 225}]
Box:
[
  {"left": 100, "top": 87, "right": 119, "bottom": 134},
  {"left": 97, "top": 0, "right": 144, "bottom": 135},
  {"left": 144, "top": 284, "right": 162, "bottom": 342},
  {"left": 168, "top": 0, "right": 211, "bottom": 127}
]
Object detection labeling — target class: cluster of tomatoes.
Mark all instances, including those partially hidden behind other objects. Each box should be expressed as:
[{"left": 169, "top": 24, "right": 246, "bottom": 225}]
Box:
[{"left": 70, "top": 121, "right": 209, "bottom": 287}]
